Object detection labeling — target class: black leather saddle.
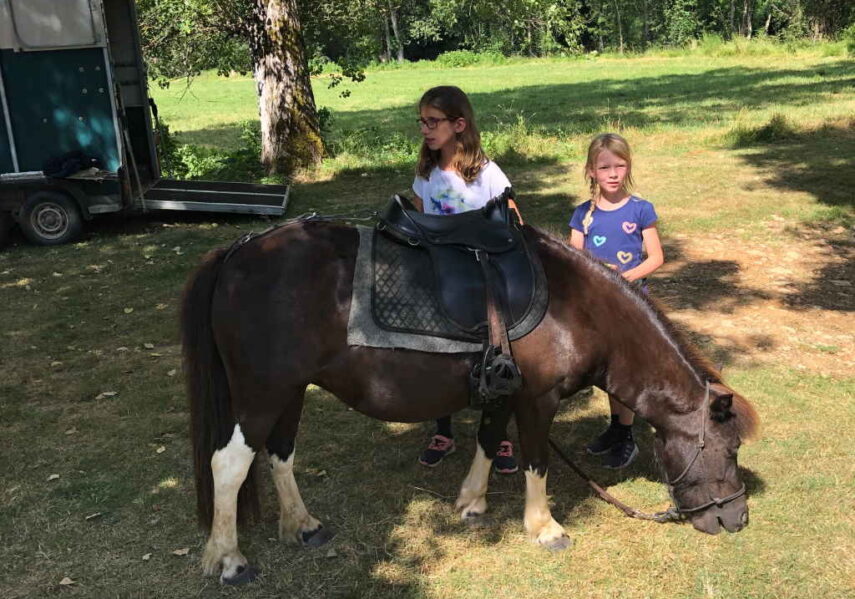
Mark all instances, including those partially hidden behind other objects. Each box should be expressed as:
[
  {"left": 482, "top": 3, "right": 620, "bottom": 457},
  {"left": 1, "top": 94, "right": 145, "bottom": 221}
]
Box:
[{"left": 372, "top": 189, "right": 548, "bottom": 343}]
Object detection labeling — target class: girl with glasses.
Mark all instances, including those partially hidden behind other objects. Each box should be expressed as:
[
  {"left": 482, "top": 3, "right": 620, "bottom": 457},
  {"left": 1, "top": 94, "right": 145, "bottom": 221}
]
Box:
[{"left": 411, "top": 85, "right": 519, "bottom": 474}]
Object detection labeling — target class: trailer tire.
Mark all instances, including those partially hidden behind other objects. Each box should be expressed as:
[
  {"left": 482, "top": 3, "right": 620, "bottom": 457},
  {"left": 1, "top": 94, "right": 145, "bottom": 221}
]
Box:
[
  {"left": 0, "top": 211, "right": 13, "bottom": 249},
  {"left": 19, "top": 191, "right": 84, "bottom": 246}
]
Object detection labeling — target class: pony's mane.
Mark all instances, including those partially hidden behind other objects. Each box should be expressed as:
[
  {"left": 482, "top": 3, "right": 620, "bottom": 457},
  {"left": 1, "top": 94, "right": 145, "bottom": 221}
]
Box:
[{"left": 531, "top": 227, "right": 759, "bottom": 440}]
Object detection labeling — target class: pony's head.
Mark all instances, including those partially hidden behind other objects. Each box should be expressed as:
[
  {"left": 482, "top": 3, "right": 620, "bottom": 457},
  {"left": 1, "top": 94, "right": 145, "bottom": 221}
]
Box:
[{"left": 655, "top": 379, "right": 759, "bottom": 534}]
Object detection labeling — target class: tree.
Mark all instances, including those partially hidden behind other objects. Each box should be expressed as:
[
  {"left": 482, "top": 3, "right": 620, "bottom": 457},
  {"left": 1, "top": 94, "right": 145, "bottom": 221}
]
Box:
[{"left": 138, "top": 0, "right": 321, "bottom": 175}]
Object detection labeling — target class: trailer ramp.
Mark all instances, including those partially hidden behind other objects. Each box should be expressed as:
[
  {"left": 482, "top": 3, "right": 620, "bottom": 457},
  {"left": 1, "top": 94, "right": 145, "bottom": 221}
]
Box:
[{"left": 142, "top": 179, "right": 290, "bottom": 216}]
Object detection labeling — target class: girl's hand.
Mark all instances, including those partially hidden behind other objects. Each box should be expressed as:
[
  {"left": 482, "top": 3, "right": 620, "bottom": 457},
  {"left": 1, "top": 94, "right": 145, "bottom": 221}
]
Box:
[{"left": 622, "top": 226, "right": 664, "bottom": 281}]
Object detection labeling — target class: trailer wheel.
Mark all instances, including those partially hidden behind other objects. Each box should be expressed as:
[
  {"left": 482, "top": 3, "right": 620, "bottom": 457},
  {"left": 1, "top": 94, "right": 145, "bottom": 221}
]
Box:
[
  {"left": 19, "top": 191, "right": 84, "bottom": 246},
  {"left": 0, "top": 211, "right": 13, "bottom": 248}
]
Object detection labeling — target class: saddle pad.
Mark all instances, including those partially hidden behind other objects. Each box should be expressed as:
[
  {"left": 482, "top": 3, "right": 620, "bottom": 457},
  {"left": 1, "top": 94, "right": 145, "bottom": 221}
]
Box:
[{"left": 346, "top": 226, "right": 483, "bottom": 353}]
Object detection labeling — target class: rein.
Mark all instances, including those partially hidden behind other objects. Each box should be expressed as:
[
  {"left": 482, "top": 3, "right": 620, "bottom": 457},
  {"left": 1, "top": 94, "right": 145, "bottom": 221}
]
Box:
[{"left": 549, "top": 381, "right": 746, "bottom": 523}]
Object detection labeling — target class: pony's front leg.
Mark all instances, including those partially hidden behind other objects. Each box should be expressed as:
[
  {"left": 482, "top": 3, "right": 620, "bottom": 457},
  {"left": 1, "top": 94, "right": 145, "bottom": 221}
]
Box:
[
  {"left": 455, "top": 444, "right": 492, "bottom": 520},
  {"left": 455, "top": 408, "right": 510, "bottom": 521},
  {"left": 201, "top": 425, "right": 257, "bottom": 584},
  {"left": 517, "top": 391, "right": 572, "bottom": 551}
]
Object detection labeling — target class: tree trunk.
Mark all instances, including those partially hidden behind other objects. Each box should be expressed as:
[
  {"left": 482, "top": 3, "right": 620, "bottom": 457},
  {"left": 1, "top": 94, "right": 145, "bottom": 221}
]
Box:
[
  {"left": 729, "top": 0, "right": 735, "bottom": 38},
  {"left": 611, "top": 0, "right": 624, "bottom": 53},
  {"left": 382, "top": 12, "right": 392, "bottom": 63},
  {"left": 741, "top": 0, "right": 753, "bottom": 39},
  {"left": 642, "top": 0, "right": 649, "bottom": 48},
  {"left": 763, "top": 11, "right": 771, "bottom": 35},
  {"left": 247, "top": 0, "right": 322, "bottom": 175},
  {"left": 388, "top": 2, "right": 403, "bottom": 62}
]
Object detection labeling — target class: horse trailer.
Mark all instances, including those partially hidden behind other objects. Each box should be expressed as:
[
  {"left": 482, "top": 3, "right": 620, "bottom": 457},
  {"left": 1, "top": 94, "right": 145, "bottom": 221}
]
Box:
[{"left": 0, "top": 0, "right": 289, "bottom": 246}]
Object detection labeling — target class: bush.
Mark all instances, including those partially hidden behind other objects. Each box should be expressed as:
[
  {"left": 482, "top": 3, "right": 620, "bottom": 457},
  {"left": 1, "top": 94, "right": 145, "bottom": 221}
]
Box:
[
  {"left": 154, "top": 120, "right": 265, "bottom": 182},
  {"left": 435, "top": 50, "right": 506, "bottom": 68},
  {"left": 726, "top": 113, "right": 798, "bottom": 148},
  {"left": 844, "top": 23, "right": 855, "bottom": 55}
]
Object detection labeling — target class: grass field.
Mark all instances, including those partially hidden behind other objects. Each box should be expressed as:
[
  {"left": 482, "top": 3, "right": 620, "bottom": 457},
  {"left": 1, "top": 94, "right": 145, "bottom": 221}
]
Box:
[{"left": 1, "top": 47, "right": 853, "bottom": 598}]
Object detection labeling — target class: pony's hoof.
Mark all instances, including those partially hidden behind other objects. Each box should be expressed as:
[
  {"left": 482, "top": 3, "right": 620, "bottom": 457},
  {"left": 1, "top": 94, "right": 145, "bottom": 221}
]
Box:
[
  {"left": 462, "top": 511, "right": 487, "bottom": 527},
  {"left": 221, "top": 565, "right": 259, "bottom": 585},
  {"left": 540, "top": 534, "right": 573, "bottom": 552},
  {"left": 302, "top": 525, "right": 335, "bottom": 548}
]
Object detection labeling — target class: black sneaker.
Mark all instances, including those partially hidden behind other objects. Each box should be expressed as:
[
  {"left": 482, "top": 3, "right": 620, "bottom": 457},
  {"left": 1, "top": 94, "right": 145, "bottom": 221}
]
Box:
[
  {"left": 493, "top": 440, "right": 519, "bottom": 474},
  {"left": 601, "top": 438, "right": 639, "bottom": 470},
  {"left": 586, "top": 422, "right": 624, "bottom": 455},
  {"left": 418, "top": 434, "right": 455, "bottom": 467}
]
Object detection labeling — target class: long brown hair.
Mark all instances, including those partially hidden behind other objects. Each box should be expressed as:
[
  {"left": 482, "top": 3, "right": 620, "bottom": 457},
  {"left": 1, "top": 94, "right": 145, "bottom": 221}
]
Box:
[
  {"left": 581, "top": 133, "right": 635, "bottom": 234},
  {"left": 416, "top": 86, "right": 487, "bottom": 183}
]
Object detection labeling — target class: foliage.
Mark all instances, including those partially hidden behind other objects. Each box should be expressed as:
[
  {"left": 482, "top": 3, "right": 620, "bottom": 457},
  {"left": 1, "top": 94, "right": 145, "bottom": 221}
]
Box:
[
  {"left": 663, "top": 0, "right": 700, "bottom": 46},
  {"left": 157, "top": 120, "right": 265, "bottom": 181},
  {"left": 726, "top": 113, "right": 799, "bottom": 147},
  {"left": 435, "top": 50, "right": 507, "bottom": 67},
  {"left": 844, "top": 22, "right": 855, "bottom": 54}
]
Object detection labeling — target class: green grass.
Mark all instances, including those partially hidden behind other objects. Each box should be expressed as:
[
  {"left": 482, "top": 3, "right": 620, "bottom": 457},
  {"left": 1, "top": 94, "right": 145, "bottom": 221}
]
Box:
[{"left": 1, "top": 49, "right": 853, "bottom": 597}]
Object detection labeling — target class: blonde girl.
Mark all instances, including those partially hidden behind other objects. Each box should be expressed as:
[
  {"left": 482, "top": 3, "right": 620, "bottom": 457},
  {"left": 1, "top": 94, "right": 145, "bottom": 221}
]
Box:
[{"left": 568, "top": 133, "right": 664, "bottom": 469}]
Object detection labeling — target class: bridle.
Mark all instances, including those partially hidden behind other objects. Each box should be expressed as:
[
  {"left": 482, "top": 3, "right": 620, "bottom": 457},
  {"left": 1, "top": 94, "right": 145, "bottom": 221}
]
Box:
[
  {"left": 662, "top": 380, "right": 747, "bottom": 515},
  {"left": 549, "top": 380, "right": 746, "bottom": 524}
]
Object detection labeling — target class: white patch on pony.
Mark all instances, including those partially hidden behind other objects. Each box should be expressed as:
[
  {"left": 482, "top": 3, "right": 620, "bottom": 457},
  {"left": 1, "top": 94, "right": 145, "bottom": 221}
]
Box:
[
  {"left": 270, "top": 451, "right": 321, "bottom": 544},
  {"left": 523, "top": 469, "right": 569, "bottom": 547},
  {"left": 455, "top": 444, "right": 492, "bottom": 518},
  {"left": 202, "top": 424, "right": 255, "bottom": 580}
]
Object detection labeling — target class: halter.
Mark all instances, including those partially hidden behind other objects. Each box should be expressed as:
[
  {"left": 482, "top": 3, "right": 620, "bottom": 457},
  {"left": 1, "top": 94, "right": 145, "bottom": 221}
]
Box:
[
  {"left": 549, "top": 379, "right": 746, "bottom": 524},
  {"left": 663, "top": 380, "right": 747, "bottom": 515}
]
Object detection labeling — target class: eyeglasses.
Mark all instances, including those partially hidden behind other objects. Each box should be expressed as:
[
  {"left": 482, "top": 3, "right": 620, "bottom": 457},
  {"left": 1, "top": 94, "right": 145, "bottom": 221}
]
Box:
[{"left": 416, "top": 117, "right": 455, "bottom": 130}]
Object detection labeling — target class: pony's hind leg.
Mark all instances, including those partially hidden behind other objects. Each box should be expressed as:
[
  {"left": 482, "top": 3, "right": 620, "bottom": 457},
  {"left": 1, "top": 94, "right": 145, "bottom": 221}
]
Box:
[
  {"left": 517, "top": 390, "right": 572, "bottom": 551},
  {"left": 202, "top": 424, "right": 258, "bottom": 584},
  {"left": 455, "top": 406, "right": 511, "bottom": 521},
  {"left": 266, "top": 388, "right": 333, "bottom": 548}
]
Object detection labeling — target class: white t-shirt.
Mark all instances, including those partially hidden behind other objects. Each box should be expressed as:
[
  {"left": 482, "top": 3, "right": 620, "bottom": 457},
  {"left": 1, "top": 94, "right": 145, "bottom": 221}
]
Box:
[{"left": 412, "top": 161, "right": 511, "bottom": 215}]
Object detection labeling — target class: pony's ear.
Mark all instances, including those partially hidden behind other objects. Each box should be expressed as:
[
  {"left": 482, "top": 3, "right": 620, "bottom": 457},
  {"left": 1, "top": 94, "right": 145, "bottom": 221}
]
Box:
[{"left": 710, "top": 391, "right": 734, "bottom": 423}]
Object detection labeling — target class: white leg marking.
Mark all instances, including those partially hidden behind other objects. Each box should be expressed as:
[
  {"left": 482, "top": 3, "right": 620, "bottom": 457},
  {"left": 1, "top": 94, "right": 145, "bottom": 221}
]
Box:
[
  {"left": 455, "top": 444, "right": 492, "bottom": 519},
  {"left": 523, "top": 469, "right": 571, "bottom": 550},
  {"left": 270, "top": 451, "right": 321, "bottom": 544},
  {"left": 202, "top": 424, "right": 256, "bottom": 580}
]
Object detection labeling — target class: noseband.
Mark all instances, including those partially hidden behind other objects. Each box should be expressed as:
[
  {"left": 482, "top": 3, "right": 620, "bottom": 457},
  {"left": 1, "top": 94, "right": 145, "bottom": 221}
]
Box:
[{"left": 664, "top": 380, "right": 747, "bottom": 515}]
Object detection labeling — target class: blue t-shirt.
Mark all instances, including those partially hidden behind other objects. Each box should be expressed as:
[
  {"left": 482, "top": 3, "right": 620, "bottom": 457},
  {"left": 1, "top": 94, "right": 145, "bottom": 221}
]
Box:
[{"left": 569, "top": 196, "right": 658, "bottom": 272}]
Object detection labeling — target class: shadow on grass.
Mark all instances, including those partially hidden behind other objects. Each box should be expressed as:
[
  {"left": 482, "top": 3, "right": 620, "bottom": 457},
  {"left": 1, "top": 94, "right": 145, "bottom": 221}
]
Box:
[
  {"left": 173, "top": 61, "right": 854, "bottom": 157},
  {"left": 784, "top": 225, "right": 854, "bottom": 312},
  {"left": 734, "top": 120, "right": 855, "bottom": 211},
  {"left": 729, "top": 123, "right": 854, "bottom": 313},
  {"left": 254, "top": 385, "right": 767, "bottom": 594}
]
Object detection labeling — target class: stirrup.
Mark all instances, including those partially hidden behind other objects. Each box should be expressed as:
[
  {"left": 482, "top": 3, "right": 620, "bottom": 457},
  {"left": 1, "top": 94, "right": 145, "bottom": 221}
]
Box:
[{"left": 469, "top": 345, "right": 522, "bottom": 410}]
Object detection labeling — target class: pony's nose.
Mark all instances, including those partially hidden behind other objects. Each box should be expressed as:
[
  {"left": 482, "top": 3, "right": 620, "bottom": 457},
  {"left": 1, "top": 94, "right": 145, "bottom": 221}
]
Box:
[{"left": 740, "top": 510, "right": 749, "bottom": 527}]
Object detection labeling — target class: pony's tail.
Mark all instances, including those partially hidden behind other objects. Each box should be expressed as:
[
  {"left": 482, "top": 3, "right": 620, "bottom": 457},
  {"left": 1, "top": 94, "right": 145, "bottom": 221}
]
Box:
[{"left": 181, "top": 248, "right": 259, "bottom": 529}]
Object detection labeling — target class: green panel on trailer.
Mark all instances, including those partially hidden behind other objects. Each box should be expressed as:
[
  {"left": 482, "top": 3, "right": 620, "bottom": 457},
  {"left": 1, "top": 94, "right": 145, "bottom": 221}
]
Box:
[
  {"left": 0, "top": 48, "right": 120, "bottom": 172},
  {"left": 0, "top": 101, "right": 12, "bottom": 172}
]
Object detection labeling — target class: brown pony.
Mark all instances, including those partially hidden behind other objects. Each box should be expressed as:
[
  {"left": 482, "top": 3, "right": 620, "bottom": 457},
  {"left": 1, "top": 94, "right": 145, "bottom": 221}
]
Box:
[{"left": 182, "top": 220, "right": 758, "bottom": 584}]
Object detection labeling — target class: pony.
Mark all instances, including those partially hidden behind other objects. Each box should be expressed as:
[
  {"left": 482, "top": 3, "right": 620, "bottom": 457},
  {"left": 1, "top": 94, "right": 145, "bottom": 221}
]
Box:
[{"left": 181, "top": 221, "right": 759, "bottom": 584}]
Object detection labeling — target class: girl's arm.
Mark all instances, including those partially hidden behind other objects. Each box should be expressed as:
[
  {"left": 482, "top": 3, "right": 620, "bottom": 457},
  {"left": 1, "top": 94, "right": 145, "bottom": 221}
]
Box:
[
  {"left": 412, "top": 194, "right": 424, "bottom": 212},
  {"left": 622, "top": 225, "right": 664, "bottom": 282},
  {"left": 568, "top": 229, "right": 585, "bottom": 250}
]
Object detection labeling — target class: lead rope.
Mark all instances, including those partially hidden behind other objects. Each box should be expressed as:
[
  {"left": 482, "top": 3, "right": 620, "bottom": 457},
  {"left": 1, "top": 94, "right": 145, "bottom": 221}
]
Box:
[
  {"left": 547, "top": 382, "right": 715, "bottom": 524},
  {"left": 547, "top": 437, "right": 683, "bottom": 523}
]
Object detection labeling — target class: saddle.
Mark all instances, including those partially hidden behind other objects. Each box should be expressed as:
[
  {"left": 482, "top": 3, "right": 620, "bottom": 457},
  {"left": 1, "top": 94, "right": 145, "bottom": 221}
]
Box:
[{"left": 373, "top": 189, "right": 549, "bottom": 407}]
